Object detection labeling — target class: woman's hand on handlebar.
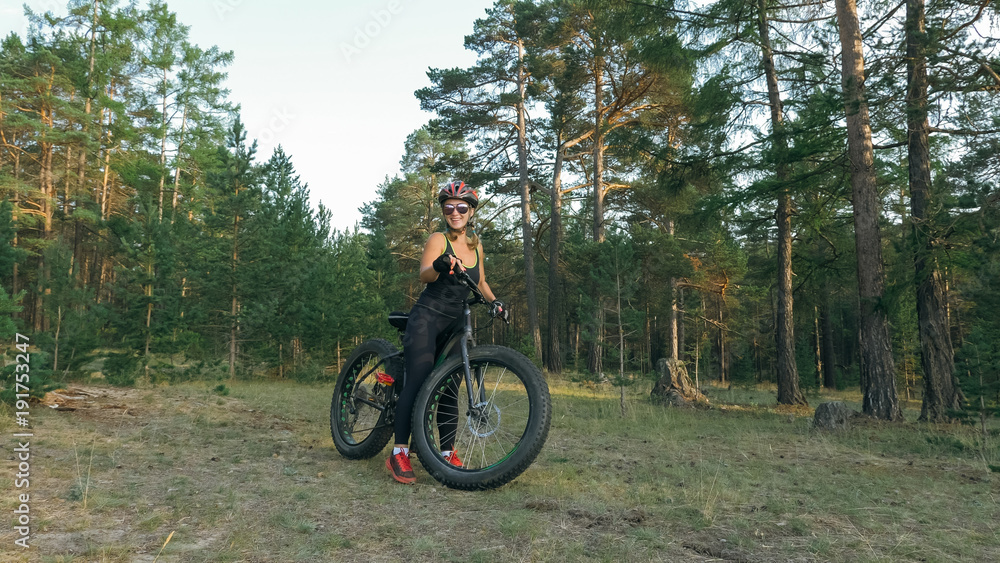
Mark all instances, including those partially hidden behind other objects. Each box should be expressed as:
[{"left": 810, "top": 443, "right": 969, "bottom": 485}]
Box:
[{"left": 490, "top": 299, "right": 511, "bottom": 324}]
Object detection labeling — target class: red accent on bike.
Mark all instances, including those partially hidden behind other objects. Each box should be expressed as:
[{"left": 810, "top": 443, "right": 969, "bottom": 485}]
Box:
[{"left": 377, "top": 372, "right": 395, "bottom": 386}]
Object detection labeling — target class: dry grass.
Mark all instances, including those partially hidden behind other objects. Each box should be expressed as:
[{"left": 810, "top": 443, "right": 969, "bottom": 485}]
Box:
[{"left": 1, "top": 376, "right": 998, "bottom": 562}]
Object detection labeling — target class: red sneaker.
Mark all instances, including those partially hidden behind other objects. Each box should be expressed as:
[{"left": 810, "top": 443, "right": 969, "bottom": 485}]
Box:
[
  {"left": 386, "top": 451, "right": 415, "bottom": 484},
  {"left": 443, "top": 450, "right": 463, "bottom": 468}
]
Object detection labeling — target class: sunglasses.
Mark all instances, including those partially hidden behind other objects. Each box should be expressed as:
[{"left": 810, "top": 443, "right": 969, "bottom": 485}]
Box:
[{"left": 443, "top": 203, "right": 471, "bottom": 215}]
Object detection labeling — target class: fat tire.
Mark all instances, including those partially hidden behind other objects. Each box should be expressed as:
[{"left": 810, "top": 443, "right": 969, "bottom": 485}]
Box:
[
  {"left": 411, "top": 345, "right": 551, "bottom": 490},
  {"left": 330, "top": 338, "right": 401, "bottom": 459}
]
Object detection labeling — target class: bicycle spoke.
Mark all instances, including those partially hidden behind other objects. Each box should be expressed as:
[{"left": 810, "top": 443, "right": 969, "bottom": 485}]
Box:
[
  {"left": 347, "top": 423, "right": 382, "bottom": 434},
  {"left": 411, "top": 344, "right": 550, "bottom": 490},
  {"left": 331, "top": 339, "right": 399, "bottom": 460},
  {"left": 423, "top": 360, "right": 533, "bottom": 471}
]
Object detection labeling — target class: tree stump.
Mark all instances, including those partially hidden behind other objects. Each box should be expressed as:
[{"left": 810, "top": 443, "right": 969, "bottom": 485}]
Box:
[
  {"left": 651, "top": 358, "right": 708, "bottom": 407},
  {"left": 812, "top": 401, "right": 854, "bottom": 430}
]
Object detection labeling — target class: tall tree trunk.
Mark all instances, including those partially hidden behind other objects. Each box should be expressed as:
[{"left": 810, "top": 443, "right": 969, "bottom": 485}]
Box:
[
  {"left": 77, "top": 0, "right": 98, "bottom": 201},
  {"left": 814, "top": 306, "right": 822, "bottom": 386},
  {"left": 230, "top": 214, "right": 239, "bottom": 379},
  {"left": 64, "top": 145, "right": 73, "bottom": 214},
  {"left": 41, "top": 139, "right": 54, "bottom": 235},
  {"left": 53, "top": 306, "right": 61, "bottom": 371},
  {"left": 587, "top": 49, "right": 606, "bottom": 375},
  {"left": 38, "top": 125, "right": 54, "bottom": 332},
  {"left": 668, "top": 282, "right": 679, "bottom": 360},
  {"left": 759, "top": 0, "right": 806, "bottom": 405},
  {"left": 230, "top": 293, "right": 238, "bottom": 379},
  {"left": 906, "top": 0, "right": 960, "bottom": 422},
  {"left": 677, "top": 287, "right": 686, "bottom": 361},
  {"left": 100, "top": 141, "right": 112, "bottom": 220},
  {"left": 171, "top": 105, "right": 188, "bottom": 224},
  {"left": 546, "top": 144, "right": 565, "bottom": 374},
  {"left": 10, "top": 149, "right": 21, "bottom": 307},
  {"left": 716, "top": 294, "right": 727, "bottom": 384},
  {"left": 144, "top": 254, "right": 153, "bottom": 363},
  {"left": 835, "top": 0, "right": 902, "bottom": 420},
  {"left": 666, "top": 220, "right": 679, "bottom": 360},
  {"left": 99, "top": 82, "right": 115, "bottom": 221},
  {"left": 158, "top": 68, "right": 169, "bottom": 222},
  {"left": 820, "top": 298, "right": 837, "bottom": 389},
  {"left": 515, "top": 38, "right": 543, "bottom": 365},
  {"left": 592, "top": 53, "right": 606, "bottom": 245},
  {"left": 616, "top": 270, "right": 626, "bottom": 379},
  {"left": 9, "top": 145, "right": 20, "bottom": 314}
]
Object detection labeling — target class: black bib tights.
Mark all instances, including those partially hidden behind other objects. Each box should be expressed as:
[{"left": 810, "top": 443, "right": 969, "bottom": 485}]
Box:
[
  {"left": 395, "top": 301, "right": 462, "bottom": 450},
  {"left": 395, "top": 238, "right": 480, "bottom": 450}
]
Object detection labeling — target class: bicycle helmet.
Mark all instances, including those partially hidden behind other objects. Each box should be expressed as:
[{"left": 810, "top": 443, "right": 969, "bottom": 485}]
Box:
[{"left": 438, "top": 181, "right": 479, "bottom": 209}]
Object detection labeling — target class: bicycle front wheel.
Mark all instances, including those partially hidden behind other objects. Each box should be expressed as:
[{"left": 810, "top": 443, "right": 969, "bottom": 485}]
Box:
[
  {"left": 330, "top": 339, "right": 400, "bottom": 459},
  {"left": 411, "top": 345, "right": 551, "bottom": 490}
]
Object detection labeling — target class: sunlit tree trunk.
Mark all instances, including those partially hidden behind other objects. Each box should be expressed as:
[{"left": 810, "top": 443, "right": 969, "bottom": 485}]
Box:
[
  {"left": 171, "top": 105, "right": 188, "bottom": 223},
  {"left": 666, "top": 220, "right": 679, "bottom": 360},
  {"left": 547, "top": 144, "right": 565, "bottom": 373},
  {"left": 515, "top": 37, "right": 543, "bottom": 365},
  {"left": 158, "top": 66, "right": 169, "bottom": 222},
  {"left": 835, "top": 0, "right": 901, "bottom": 420},
  {"left": 77, "top": 0, "right": 99, "bottom": 202},
  {"left": 588, "top": 49, "right": 606, "bottom": 375}
]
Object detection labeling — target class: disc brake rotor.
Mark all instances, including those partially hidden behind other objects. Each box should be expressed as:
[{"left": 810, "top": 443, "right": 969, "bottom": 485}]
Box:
[{"left": 466, "top": 401, "right": 501, "bottom": 438}]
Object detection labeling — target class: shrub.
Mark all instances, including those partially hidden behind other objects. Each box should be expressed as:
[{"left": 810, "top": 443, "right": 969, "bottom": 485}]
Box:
[{"left": 103, "top": 353, "right": 141, "bottom": 387}]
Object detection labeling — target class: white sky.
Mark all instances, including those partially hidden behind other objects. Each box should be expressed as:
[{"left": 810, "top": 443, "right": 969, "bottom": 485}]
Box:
[{"left": 0, "top": 0, "right": 497, "bottom": 231}]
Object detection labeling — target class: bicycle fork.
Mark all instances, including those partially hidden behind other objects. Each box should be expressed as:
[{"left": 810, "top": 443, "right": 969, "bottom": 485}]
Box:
[{"left": 460, "top": 303, "right": 487, "bottom": 414}]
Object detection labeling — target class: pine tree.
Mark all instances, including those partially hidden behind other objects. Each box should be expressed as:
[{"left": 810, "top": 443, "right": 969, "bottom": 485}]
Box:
[
  {"left": 835, "top": 0, "right": 901, "bottom": 420},
  {"left": 417, "top": 1, "right": 548, "bottom": 363},
  {"left": 201, "top": 118, "right": 260, "bottom": 378}
]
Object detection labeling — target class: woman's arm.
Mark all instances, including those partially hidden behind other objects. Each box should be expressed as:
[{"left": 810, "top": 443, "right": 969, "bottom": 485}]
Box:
[
  {"left": 419, "top": 233, "right": 446, "bottom": 284},
  {"left": 418, "top": 232, "right": 464, "bottom": 284},
  {"left": 477, "top": 242, "right": 498, "bottom": 302}
]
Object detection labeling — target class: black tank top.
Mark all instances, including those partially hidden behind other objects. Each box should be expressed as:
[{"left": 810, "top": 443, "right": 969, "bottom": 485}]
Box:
[{"left": 419, "top": 237, "right": 481, "bottom": 311}]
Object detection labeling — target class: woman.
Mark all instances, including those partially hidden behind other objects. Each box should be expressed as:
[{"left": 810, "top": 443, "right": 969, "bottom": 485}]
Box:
[{"left": 386, "top": 181, "right": 508, "bottom": 484}]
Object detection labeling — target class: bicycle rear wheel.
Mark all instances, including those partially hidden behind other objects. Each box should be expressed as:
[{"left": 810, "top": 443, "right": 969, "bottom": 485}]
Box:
[
  {"left": 411, "top": 345, "right": 551, "bottom": 490},
  {"left": 330, "top": 339, "right": 400, "bottom": 459}
]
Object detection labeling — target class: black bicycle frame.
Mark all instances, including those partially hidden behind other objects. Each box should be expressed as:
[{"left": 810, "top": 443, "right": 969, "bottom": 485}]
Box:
[
  {"left": 362, "top": 271, "right": 494, "bottom": 423},
  {"left": 430, "top": 284, "right": 488, "bottom": 412}
]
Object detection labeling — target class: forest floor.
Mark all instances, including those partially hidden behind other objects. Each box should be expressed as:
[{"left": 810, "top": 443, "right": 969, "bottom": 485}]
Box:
[{"left": 1, "top": 374, "right": 998, "bottom": 562}]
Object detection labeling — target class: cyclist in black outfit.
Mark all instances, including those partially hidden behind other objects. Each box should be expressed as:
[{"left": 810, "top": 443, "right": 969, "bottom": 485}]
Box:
[{"left": 387, "top": 181, "right": 509, "bottom": 484}]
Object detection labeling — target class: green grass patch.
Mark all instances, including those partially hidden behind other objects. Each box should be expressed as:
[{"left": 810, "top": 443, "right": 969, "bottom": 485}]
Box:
[{"left": 2, "top": 376, "right": 997, "bottom": 562}]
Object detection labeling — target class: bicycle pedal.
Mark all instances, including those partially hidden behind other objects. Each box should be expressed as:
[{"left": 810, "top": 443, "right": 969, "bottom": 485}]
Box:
[{"left": 376, "top": 372, "right": 395, "bottom": 386}]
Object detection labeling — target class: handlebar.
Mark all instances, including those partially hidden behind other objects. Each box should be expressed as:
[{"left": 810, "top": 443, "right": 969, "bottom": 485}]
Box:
[
  {"left": 454, "top": 270, "right": 509, "bottom": 324},
  {"left": 454, "top": 270, "right": 490, "bottom": 306}
]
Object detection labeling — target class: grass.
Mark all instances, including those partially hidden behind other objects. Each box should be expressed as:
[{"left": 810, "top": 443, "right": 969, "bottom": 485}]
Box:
[{"left": 0, "top": 375, "right": 998, "bottom": 562}]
